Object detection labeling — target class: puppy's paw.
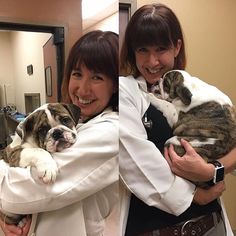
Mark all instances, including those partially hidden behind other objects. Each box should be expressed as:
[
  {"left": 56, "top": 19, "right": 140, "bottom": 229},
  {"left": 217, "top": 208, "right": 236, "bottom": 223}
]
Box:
[
  {"left": 149, "top": 93, "right": 178, "bottom": 127},
  {"left": 37, "top": 160, "right": 58, "bottom": 184}
]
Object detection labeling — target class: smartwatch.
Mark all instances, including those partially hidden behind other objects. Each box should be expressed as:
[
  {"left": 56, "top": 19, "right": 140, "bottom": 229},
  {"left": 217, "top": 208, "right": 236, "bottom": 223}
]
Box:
[{"left": 207, "top": 160, "right": 225, "bottom": 186}]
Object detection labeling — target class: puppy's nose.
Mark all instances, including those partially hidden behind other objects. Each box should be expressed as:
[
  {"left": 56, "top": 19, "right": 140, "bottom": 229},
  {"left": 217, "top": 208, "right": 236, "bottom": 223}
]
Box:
[{"left": 52, "top": 129, "right": 63, "bottom": 140}]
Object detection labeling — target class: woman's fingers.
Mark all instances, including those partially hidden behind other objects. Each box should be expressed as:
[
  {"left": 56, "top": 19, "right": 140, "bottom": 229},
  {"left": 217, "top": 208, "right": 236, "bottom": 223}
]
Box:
[
  {"left": 21, "top": 216, "right": 32, "bottom": 236},
  {"left": 180, "top": 139, "right": 196, "bottom": 155},
  {"left": 0, "top": 219, "right": 22, "bottom": 236},
  {"left": 165, "top": 140, "right": 214, "bottom": 181}
]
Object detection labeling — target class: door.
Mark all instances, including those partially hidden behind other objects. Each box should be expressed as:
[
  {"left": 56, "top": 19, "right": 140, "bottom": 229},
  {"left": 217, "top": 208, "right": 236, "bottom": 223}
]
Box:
[{"left": 43, "top": 36, "right": 58, "bottom": 103}]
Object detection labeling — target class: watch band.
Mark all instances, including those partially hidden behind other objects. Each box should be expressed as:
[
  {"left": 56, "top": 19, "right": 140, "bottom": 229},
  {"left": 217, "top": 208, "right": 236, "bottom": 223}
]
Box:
[
  {"left": 207, "top": 160, "right": 224, "bottom": 185},
  {"left": 208, "top": 160, "right": 222, "bottom": 167}
]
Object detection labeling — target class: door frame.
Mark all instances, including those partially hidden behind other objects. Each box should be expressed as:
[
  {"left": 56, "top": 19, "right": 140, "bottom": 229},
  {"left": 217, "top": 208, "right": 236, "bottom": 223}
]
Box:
[
  {"left": 0, "top": 22, "right": 65, "bottom": 101},
  {"left": 119, "top": 0, "right": 137, "bottom": 16}
]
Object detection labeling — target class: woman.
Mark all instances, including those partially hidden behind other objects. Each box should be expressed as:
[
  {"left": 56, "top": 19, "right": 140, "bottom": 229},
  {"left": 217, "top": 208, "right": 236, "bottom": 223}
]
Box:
[
  {"left": 119, "top": 3, "right": 233, "bottom": 236},
  {"left": 0, "top": 30, "right": 119, "bottom": 236}
]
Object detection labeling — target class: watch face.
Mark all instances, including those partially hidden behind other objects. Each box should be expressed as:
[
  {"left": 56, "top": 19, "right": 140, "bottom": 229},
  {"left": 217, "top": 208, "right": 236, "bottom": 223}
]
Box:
[{"left": 215, "top": 166, "right": 225, "bottom": 182}]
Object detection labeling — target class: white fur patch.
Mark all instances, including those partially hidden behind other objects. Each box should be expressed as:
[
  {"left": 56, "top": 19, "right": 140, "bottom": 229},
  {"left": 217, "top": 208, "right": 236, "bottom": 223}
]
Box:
[
  {"left": 19, "top": 148, "right": 58, "bottom": 183},
  {"left": 169, "top": 70, "right": 232, "bottom": 113},
  {"left": 149, "top": 93, "right": 178, "bottom": 128},
  {"left": 165, "top": 136, "right": 217, "bottom": 147}
]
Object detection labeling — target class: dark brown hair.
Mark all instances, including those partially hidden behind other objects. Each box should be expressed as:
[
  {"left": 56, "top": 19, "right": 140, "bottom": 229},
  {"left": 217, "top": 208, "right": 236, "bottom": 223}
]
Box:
[
  {"left": 61, "top": 30, "right": 118, "bottom": 111},
  {"left": 120, "top": 3, "right": 186, "bottom": 77}
]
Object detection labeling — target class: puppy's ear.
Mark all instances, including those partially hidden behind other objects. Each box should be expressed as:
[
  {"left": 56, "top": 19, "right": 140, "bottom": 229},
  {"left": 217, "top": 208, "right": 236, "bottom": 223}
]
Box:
[
  {"left": 16, "top": 113, "right": 35, "bottom": 141},
  {"left": 176, "top": 86, "right": 192, "bottom": 105},
  {"left": 62, "top": 104, "right": 81, "bottom": 124},
  {"left": 165, "top": 71, "right": 192, "bottom": 105},
  {"left": 16, "top": 122, "right": 24, "bottom": 139}
]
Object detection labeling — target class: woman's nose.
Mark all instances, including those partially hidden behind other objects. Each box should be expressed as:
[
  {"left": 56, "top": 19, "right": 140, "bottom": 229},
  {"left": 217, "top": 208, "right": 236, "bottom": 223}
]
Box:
[
  {"left": 78, "top": 79, "right": 91, "bottom": 96},
  {"left": 148, "top": 53, "right": 160, "bottom": 66}
]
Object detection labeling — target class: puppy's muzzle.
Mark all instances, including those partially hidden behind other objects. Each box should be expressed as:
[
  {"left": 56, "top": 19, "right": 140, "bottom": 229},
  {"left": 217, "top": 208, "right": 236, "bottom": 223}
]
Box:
[{"left": 52, "top": 129, "right": 64, "bottom": 140}]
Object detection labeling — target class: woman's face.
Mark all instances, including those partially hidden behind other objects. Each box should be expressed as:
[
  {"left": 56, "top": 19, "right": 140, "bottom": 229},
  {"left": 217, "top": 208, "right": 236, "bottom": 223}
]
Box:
[
  {"left": 69, "top": 64, "right": 117, "bottom": 119},
  {"left": 135, "top": 41, "right": 181, "bottom": 85}
]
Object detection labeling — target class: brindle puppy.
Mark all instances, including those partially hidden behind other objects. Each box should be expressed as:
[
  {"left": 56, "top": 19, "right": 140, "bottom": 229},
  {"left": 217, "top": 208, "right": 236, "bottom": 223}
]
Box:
[
  {"left": 0, "top": 103, "right": 80, "bottom": 225},
  {"left": 149, "top": 70, "right": 236, "bottom": 161}
]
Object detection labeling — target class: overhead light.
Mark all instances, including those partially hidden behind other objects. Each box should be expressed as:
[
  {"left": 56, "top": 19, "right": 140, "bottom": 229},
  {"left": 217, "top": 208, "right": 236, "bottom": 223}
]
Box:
[{"left": 82, "top": 0, "right": 117, "bottom": 19}]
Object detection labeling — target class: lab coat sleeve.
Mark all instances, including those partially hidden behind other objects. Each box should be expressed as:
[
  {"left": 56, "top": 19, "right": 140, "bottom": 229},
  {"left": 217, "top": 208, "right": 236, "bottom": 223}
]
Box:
[
  {"left": 0, "top": 111, "right": 119, "bottom": 214},
  {"left": 119, "top": 76, "right": 195, "bottom": 216}
]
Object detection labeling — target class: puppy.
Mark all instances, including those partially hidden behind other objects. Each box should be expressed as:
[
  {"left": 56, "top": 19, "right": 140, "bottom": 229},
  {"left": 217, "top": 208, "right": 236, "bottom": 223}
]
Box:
[
  {"left": 0, "top": 103, "right": 80, "bottom": 225},
  {"left": 149, "top": 70, "right": 236, "bottom": 162}
]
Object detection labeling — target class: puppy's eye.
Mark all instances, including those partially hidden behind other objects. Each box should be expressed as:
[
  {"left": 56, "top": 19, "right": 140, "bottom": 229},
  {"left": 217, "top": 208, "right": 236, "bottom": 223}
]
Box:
[
  {"left": 61, "top": 116, "right": 73, "bottom": 126},
  {"left": 38, "top": 126, "right": 50, "bottom": 137}
]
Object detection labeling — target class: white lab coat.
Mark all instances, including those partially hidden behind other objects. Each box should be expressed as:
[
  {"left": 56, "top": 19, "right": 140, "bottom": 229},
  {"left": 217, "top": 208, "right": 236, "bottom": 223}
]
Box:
[
  {"left": 0, "top": 108, "right": 119, "bottom": 236},
  {"left": 119, "top": 75, "right": 233, "bottom": 236}
]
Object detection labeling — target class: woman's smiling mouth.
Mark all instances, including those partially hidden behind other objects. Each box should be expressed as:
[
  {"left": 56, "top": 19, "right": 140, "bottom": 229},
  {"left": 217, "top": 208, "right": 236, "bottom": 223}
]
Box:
[
  {"left": 146, "top": 67, "right": 162, "bottom": 74},
  {"left": 75, "top": 96, "right": 94, "bottom": 105}
]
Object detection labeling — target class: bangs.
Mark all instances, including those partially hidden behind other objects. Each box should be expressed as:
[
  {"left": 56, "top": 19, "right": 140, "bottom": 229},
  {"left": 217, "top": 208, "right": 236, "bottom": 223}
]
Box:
[
  {"left": 73, "top": 40, "right": 115, "bottom": 78},
  {"left": 130, "top": 14, "right": 173, "bottom": 50}
]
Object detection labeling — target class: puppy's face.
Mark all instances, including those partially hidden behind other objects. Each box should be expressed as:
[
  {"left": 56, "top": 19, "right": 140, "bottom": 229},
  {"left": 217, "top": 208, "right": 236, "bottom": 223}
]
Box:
[
  {"left": 159, "top": 70, "right": 192, "bottom": 105},
  {"left": 17, "top": 103, "right": 80, "bottom": 152}
]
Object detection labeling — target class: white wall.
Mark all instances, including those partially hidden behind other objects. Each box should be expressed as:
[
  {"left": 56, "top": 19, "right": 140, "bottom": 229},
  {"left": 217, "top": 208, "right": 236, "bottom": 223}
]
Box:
[
  {"left": 83, "top": 12, "right": 118, "bottom": 34},
  {"left": 0, "top": 31, "right": 51, "bottom": 113}
]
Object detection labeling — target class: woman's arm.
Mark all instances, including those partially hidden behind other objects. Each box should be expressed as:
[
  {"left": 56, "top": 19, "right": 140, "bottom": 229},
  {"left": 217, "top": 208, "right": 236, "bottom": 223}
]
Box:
[
  {"left": 165, "top": 139, "right": 236, "bottom": 181},
  {"left": 193, "top": 181, "right": 225, "bottom": 205},
  {"left": 0, "top": 111, "right": 118, "bottom": 215}
]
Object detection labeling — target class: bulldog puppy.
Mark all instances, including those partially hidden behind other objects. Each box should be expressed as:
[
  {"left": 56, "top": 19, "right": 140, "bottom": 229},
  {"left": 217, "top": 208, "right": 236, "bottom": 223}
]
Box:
[
  {"left": 0, "top": 103, "right": 80, "bottom": 225},
  {"left": 149, "top": 70, "right": 236, "bottom": 161}
]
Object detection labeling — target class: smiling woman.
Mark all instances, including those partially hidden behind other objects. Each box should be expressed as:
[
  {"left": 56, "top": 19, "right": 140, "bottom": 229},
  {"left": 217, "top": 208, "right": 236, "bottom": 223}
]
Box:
[
  {"left": 69, "top": 64, "right": 116, "bottom": 120},
  {"left": 0, "top": 30, "right": 119, "bottom": 236},
  {"left": 119, "top": 3, "right": 233, "bottom": 236},
  {"left": 62, "top": 30, "right": 118, "bottom": 120}
]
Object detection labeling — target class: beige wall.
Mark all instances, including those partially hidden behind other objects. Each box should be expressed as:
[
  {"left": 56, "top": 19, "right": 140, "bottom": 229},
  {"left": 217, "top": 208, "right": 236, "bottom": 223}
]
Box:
[
  {"left": 0, "top": 31, "right": 51, "bottom": 112},
  {"left": 138, "top": 0, "right": 236, "bottom": 230},
  {"left": 0, "top": 0, "right": 82, "bottom": 60},
  {"left": 11, "top": 32, "right": 51, "bottom": 113}
]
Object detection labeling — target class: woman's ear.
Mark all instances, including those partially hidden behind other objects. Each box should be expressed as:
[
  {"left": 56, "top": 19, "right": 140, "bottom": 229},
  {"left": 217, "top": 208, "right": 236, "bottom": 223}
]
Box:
[{"left": 174, "top": 39, "right": 182, "bottom": 57}]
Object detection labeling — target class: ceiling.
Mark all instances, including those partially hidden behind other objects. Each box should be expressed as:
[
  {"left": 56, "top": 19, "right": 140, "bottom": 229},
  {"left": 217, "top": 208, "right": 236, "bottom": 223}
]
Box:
[{"left": 82, "top": 0, "right": 118, "bottom": 29}]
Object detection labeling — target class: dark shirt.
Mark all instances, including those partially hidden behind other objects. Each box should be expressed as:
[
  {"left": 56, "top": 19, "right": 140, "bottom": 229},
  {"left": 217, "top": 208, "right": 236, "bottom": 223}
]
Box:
[{"left": 125, "top": 104, "right": 221, "bottom": 236}]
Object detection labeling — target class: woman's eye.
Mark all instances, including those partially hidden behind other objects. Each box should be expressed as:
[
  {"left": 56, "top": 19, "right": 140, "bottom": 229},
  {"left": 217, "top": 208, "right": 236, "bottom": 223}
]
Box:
[
  {"left": 71, "top": 71, "right": 81, "bottom": 77},
  {"left": 137, "top": 47, "right": 148, "bottom": 53},
  {"left": 92, "top": 75, "right": 103, "bottom": 80},
  {"left": 157, "top": 46, "right": 168, "bottom": 52}
]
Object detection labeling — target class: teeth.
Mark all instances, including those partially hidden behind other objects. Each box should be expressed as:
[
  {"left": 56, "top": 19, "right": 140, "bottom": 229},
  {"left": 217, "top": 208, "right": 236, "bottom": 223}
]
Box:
[
  {"left": 76, "top": 96, "right": 93, "bottom": 104},
  {"left": 147, "top": 68, "right": 161, "bottom": 74},
  {"left": 79, "top": 98, "right": 92, "bottom": 104}
]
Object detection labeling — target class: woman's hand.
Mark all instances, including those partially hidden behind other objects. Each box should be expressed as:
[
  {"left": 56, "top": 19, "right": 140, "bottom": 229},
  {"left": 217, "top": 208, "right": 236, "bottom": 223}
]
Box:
[
  {"left": 0, "top": 216, "right": 31, "bottom": 236},
  {"left": 164, "top": 139, "right": 215, "bottom": 182},
  {"left": 193, "top": 181, "right": 226, "bottom": 205}
]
